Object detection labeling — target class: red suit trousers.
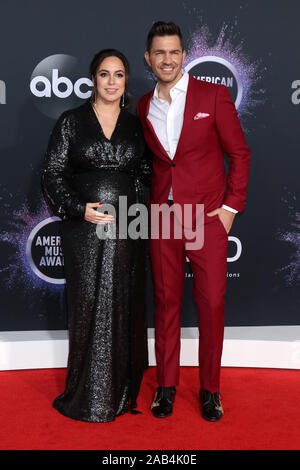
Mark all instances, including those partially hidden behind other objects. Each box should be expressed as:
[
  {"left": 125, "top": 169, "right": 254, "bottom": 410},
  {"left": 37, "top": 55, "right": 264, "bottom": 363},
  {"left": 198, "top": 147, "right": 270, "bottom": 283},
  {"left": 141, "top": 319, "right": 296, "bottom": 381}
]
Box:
[{"left": 150, "top": 209, "right": 228, "bottom": 393}]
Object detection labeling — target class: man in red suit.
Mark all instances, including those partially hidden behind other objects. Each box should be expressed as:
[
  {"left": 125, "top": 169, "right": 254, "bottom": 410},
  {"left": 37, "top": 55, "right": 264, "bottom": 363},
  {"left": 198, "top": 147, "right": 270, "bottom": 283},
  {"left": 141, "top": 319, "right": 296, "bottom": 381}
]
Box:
[{"left": 137, "top": 22, "right": 250, "bottom": 421}]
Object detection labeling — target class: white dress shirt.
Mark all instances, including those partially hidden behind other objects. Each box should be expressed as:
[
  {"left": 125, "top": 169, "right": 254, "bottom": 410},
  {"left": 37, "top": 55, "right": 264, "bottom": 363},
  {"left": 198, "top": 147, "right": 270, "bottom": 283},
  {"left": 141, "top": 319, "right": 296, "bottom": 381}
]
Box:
[{"left": 147, "top": 70, "right": 237, "bottom": 213}]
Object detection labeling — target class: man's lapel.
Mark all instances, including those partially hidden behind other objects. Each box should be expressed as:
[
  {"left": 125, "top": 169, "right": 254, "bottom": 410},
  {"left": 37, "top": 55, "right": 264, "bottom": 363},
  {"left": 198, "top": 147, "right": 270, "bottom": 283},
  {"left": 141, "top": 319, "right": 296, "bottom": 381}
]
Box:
[
  {"left": 144, "top": 89, "right": 171, "bottom": 162},
  {"left": 143, "top": 75, "right": 199, "bottom": 163},
  {"left": 172, "top": 74, "right": 198, "bottom": 162}
]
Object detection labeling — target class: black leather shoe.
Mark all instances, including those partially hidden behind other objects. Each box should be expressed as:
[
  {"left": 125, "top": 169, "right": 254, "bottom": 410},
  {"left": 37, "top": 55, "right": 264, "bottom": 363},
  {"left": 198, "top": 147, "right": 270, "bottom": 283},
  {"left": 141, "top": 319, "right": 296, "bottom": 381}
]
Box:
[
  {"left": 200, "top": 390, "right": 224, "bottom": 422},
  {"left": 151, "top": 386, "right": 176, "bottom": 418}
]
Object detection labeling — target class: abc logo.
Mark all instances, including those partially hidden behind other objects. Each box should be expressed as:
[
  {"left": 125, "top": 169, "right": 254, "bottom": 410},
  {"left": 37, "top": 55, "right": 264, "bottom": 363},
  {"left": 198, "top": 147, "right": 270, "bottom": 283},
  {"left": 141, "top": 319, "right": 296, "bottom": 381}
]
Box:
[
  {"left": 0, "top": 79, "right": 6, "bottom": 104},
  {"left": 30, "top": 54, "right": 93, "bottom": 119},
  {"left": 291, "top": 80, "right": 300, "bottom": 105}
]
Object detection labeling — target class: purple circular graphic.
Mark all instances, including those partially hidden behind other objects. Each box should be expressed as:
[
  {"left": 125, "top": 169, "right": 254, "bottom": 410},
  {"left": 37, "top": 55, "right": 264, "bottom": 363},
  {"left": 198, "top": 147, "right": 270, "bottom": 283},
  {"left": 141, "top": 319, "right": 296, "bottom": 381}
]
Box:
[{"left": 26, "top": 217, "right": 65, "bottom": 285}]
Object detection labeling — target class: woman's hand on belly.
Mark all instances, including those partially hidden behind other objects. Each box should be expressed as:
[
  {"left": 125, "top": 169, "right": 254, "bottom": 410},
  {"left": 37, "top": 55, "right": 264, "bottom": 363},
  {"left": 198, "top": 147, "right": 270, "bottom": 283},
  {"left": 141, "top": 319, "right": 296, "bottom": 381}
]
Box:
[{"left": 84, "top": 202, "right": 115, "bottom": 225}]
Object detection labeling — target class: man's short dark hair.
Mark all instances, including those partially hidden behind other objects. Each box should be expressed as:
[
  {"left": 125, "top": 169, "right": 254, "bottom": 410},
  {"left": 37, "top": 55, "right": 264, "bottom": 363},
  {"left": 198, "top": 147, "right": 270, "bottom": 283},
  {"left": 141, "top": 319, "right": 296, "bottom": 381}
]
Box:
[{"left": 146, "top": 21, "right": 184, "bottom": 52}]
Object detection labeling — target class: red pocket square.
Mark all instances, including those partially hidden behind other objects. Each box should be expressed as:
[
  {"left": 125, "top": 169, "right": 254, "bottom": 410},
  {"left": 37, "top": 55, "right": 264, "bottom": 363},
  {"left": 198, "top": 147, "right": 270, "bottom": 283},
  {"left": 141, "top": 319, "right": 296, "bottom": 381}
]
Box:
[{"left": 193, "top": 112, "right": 210, "bottom": 120}]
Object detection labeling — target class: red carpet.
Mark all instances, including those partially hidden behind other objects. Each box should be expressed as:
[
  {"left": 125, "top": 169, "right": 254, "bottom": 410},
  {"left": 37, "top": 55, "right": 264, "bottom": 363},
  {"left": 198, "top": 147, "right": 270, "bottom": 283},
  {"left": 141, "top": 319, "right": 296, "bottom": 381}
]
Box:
[{"left": 0, "top": 366, "right": 299, "bottom": 450}]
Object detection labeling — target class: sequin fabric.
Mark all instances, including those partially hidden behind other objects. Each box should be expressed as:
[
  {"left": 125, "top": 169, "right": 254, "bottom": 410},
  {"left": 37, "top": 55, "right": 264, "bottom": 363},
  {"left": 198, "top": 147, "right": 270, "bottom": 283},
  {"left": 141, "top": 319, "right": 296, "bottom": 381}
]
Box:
[{"left": 41, "top": 101, "right": 152, "bottom": 422}]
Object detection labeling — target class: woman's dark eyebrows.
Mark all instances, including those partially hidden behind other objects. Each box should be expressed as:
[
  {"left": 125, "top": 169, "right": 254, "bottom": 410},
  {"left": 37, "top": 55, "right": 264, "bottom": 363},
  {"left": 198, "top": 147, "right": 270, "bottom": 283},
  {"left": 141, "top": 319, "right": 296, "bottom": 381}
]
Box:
[{"left": 98, "top": 69, "right": 125, "bottom": 73}]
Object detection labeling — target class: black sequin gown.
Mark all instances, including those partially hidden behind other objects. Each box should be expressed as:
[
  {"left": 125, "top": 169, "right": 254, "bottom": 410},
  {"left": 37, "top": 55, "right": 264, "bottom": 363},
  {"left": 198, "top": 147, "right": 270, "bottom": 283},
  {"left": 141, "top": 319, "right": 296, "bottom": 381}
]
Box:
[{"left": 41, "top": 101, "right": 151, "bottom": 422}]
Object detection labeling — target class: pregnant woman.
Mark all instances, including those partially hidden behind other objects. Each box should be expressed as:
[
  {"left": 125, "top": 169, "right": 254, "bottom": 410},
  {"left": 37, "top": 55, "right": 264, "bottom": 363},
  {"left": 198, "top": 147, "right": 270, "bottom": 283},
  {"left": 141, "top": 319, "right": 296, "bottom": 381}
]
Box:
[{"left": 41, "top": 49, "right": 151, "bottom": 422}]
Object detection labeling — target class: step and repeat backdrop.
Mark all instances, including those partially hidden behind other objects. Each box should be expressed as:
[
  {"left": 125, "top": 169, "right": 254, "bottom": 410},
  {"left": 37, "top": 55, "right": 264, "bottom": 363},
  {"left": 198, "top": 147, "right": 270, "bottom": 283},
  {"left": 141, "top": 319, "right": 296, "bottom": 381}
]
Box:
[{"left": 0, "top": 0, "right": 299, "bottom": 331}]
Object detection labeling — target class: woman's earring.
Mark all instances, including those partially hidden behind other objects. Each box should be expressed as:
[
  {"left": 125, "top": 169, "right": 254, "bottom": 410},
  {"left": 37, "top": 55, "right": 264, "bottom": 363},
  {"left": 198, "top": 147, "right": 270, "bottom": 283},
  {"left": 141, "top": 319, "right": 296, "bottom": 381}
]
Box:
[
  {"left": 121, "top": 93, "right": 125, "bottom": 108},
  {"left": 94, "top": 88, "right": 97, "bottom": 104}
]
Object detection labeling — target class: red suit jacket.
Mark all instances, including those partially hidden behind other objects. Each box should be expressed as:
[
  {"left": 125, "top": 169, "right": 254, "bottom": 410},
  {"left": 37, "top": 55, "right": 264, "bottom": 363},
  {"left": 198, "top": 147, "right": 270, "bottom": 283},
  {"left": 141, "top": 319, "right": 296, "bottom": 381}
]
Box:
[{"left": 137, "top": 75, "right": 251, "bottom": 218}]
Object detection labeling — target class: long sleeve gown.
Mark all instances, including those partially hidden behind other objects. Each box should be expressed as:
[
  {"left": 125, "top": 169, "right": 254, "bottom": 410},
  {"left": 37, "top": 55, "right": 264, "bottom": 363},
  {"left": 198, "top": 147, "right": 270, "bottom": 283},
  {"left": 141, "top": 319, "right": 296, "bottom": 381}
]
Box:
[{"left": 41, "top": 100, "right": 151, "bottom": 422}]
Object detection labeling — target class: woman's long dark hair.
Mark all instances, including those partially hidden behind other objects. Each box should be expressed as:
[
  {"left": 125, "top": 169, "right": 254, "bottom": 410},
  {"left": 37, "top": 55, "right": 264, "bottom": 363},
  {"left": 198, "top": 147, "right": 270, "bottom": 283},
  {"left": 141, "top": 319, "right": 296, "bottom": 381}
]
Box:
[{"left": 89, "top": 49, "right": 132, "bottom": 109}]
